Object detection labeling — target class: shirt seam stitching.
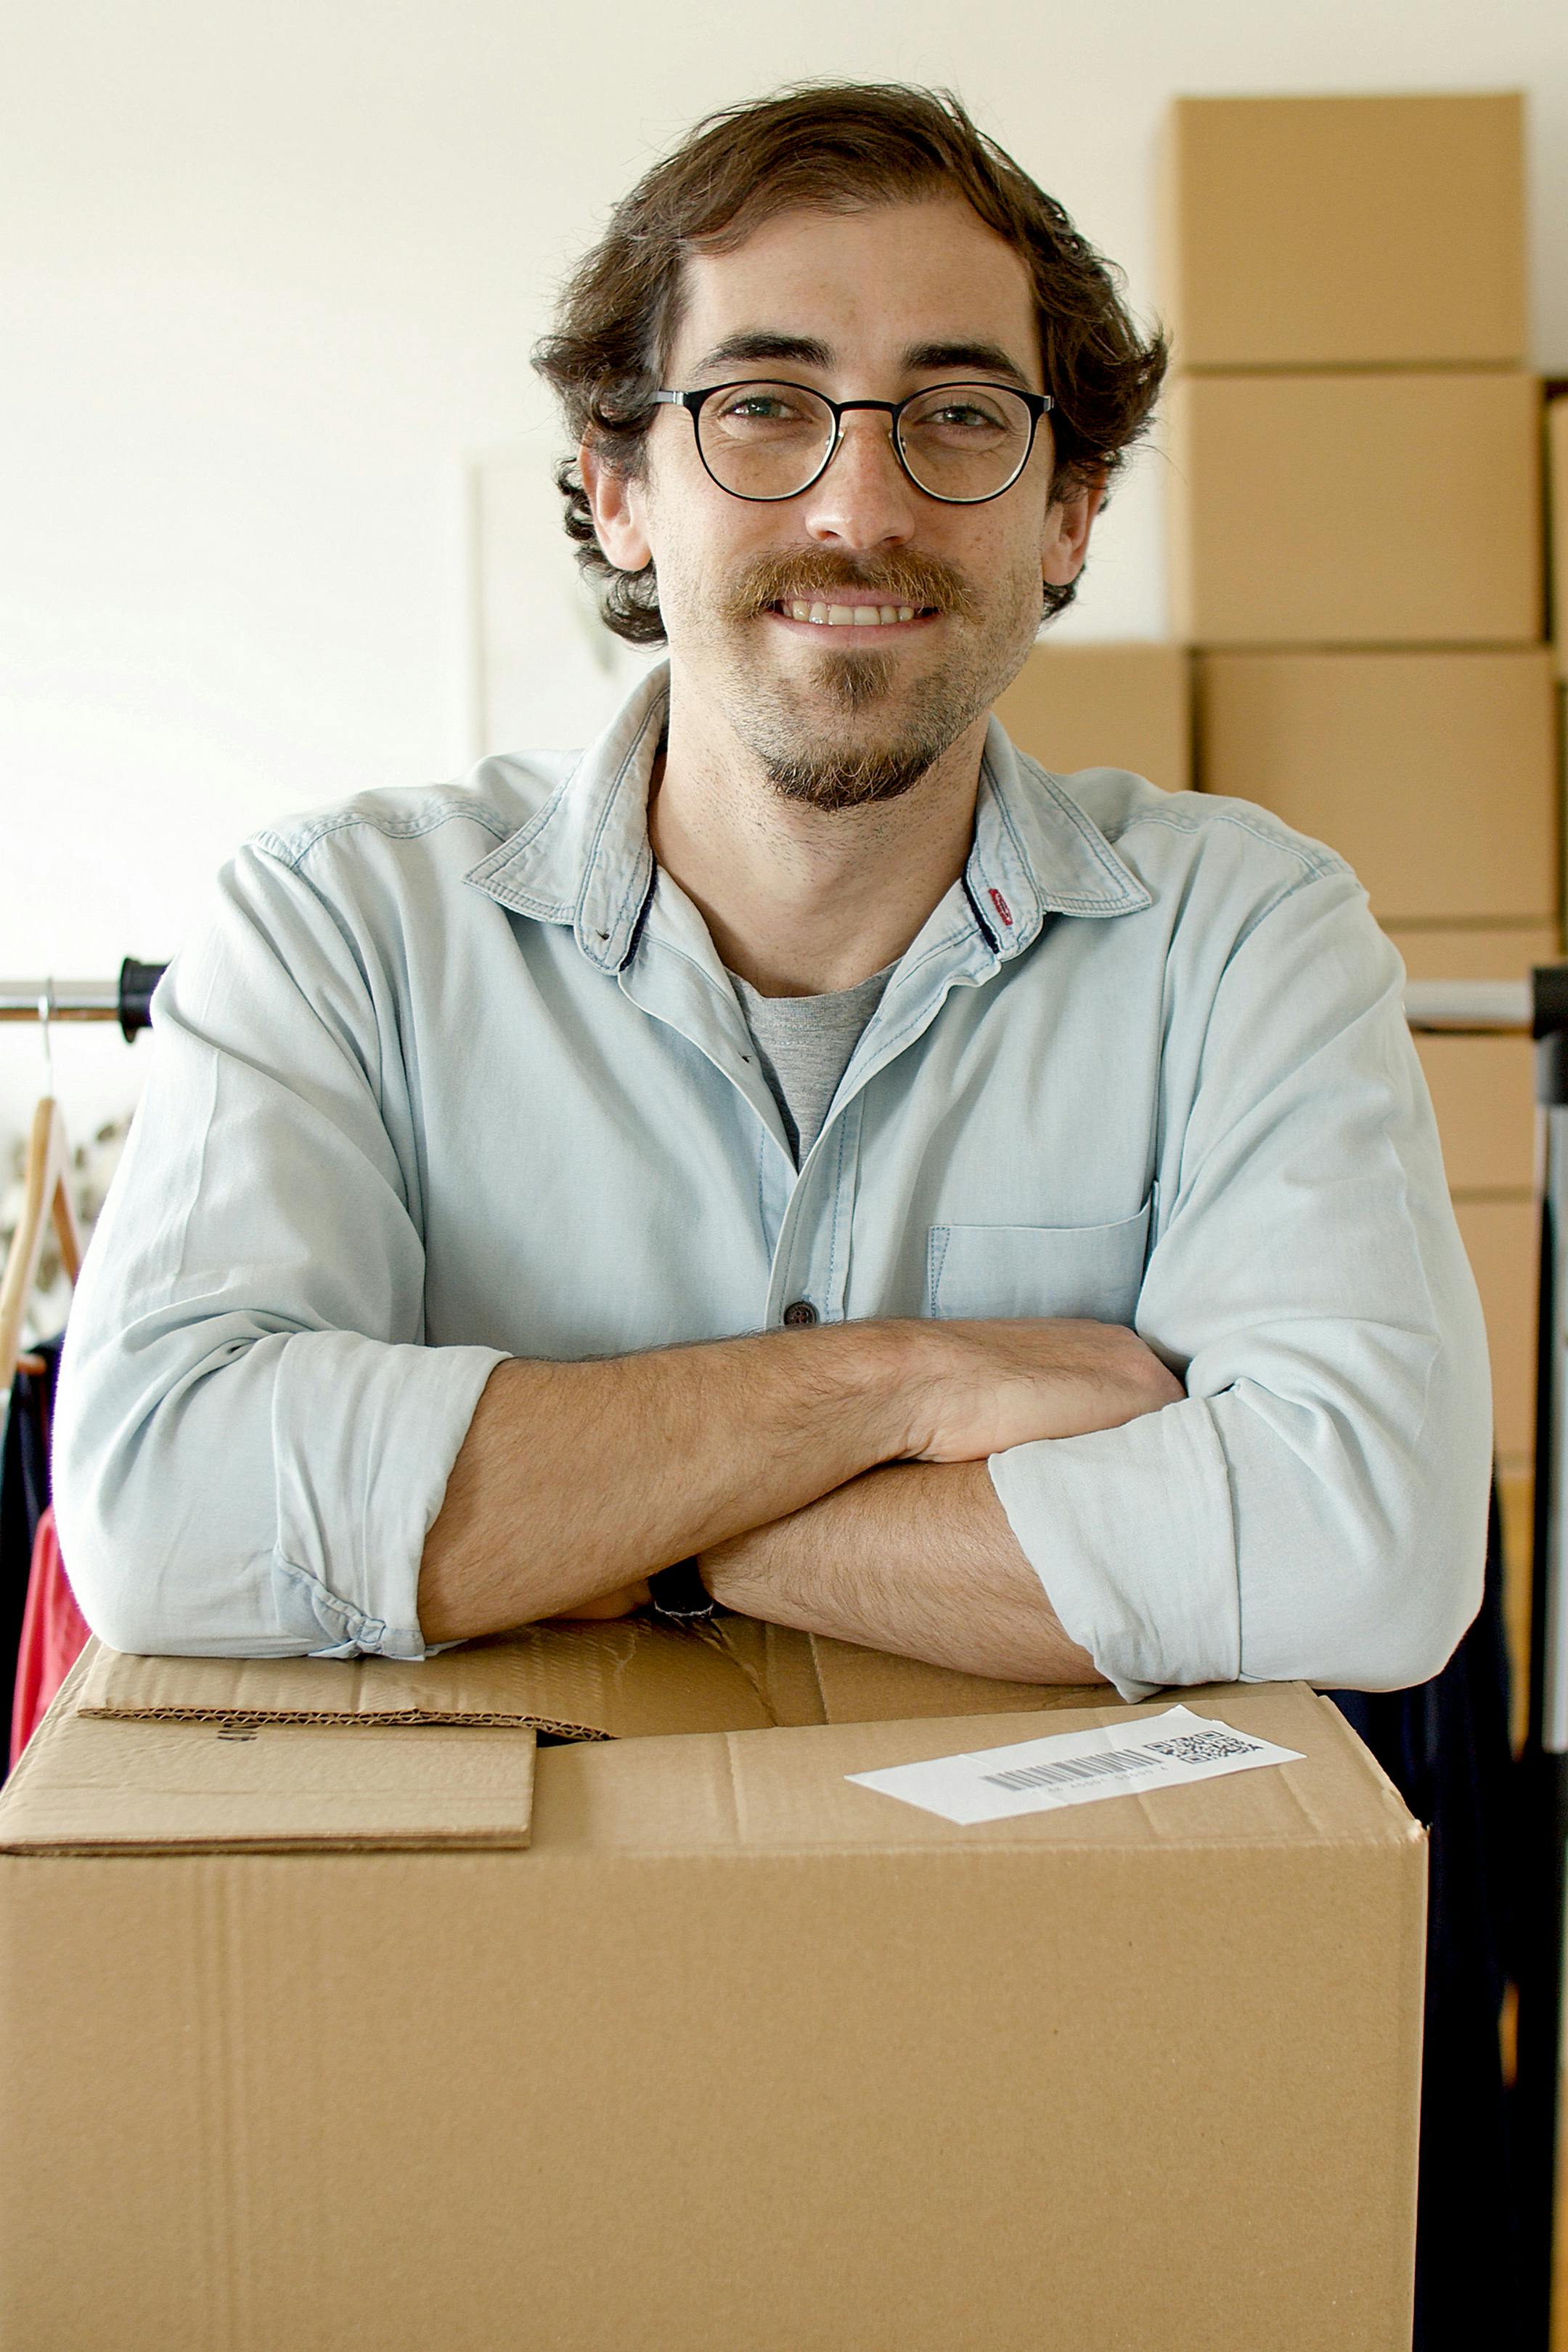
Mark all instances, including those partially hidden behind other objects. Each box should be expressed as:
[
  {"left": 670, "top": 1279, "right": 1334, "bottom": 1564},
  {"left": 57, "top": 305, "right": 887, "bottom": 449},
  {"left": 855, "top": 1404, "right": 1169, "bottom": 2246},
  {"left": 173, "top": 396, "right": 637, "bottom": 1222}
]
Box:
[
  {"left": 1103, "top": 804, "right": 1350, "bottom": 881},
  {"left": 823, "top": 1109, "right": 852, "bottom": 1309},
  {"left": 255, "top": 802, "right": 512, "bottom": 871}
]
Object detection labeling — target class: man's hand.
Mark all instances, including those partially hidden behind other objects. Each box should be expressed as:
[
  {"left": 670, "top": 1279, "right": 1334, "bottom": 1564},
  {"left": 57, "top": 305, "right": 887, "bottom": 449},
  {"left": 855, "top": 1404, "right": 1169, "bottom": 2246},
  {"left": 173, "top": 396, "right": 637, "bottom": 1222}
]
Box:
[
  {"left": 689, "top": 1324, "right": 1181, "bottom": 1682},
  {"left": 896, "top": 1316, "right": 1184, "bottom": 1462}
]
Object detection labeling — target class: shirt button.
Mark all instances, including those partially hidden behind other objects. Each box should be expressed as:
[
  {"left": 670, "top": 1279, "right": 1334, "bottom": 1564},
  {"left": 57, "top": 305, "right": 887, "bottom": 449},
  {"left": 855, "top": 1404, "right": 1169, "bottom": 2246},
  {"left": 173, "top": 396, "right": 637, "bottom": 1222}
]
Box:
[{"left": 782, "top": 1299, "right": 819, "bottom": 1328}]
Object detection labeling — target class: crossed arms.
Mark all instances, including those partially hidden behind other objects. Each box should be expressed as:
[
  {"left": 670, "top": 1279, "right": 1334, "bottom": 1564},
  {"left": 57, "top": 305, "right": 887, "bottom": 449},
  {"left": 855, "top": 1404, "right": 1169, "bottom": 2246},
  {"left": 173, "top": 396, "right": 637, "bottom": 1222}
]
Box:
[{"left": 419, "top": 1316, "right": 1184, "bottom": 1683}]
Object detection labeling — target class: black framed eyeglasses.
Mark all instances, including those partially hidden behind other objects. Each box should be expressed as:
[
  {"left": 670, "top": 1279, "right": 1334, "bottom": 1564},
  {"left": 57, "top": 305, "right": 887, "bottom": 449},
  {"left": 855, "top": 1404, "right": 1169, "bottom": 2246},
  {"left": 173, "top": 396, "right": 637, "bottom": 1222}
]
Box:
[{"left": 652, "top": 378, "right": 1054, "bottom": 506}]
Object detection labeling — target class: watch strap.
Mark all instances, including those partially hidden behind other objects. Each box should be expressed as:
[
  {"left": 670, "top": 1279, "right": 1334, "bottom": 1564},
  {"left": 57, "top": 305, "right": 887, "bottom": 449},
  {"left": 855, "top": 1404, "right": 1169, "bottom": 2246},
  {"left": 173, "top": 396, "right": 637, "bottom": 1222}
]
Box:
[{"left": 648, "top": 1556, "right": 715, "bottom": 1622}]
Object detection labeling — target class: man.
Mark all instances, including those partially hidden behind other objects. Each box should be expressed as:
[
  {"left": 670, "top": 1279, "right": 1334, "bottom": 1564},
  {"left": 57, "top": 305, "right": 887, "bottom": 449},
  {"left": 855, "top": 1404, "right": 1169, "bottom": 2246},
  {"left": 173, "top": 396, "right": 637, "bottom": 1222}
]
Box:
[{"left": 55, "top": 84, "right": 1490, "bottom": 1702}]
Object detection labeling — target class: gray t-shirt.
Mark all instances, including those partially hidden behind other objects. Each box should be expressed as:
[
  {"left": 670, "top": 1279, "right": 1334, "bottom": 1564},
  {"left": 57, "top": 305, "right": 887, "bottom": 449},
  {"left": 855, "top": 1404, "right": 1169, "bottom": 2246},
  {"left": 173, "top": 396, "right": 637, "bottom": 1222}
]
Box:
[{"left": 728, "top": 960, "right": 897, "bottom": 1164}]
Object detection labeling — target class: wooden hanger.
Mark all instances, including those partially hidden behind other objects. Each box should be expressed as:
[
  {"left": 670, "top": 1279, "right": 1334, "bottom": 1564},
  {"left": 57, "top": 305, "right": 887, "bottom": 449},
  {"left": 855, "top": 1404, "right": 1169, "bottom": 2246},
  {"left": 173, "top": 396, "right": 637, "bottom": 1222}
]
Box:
[{"left": 0, "top": 1098, "right": 83, "bottom": 1397}]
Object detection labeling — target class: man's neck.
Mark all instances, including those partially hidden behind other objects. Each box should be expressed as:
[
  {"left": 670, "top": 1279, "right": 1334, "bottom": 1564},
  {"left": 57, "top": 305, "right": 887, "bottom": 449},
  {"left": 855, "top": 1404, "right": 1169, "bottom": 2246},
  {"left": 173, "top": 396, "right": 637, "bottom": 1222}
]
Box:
[{"left": 647, "top": 685, "right": 990, "bottom": 998}]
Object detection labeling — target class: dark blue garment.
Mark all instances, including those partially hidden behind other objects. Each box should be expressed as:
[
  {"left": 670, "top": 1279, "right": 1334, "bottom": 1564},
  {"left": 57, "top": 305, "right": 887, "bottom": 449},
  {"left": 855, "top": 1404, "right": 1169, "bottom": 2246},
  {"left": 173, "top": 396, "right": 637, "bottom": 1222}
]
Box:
[{"left": 1328, "top": 1480, "right": 1516, "bottom": 2352}]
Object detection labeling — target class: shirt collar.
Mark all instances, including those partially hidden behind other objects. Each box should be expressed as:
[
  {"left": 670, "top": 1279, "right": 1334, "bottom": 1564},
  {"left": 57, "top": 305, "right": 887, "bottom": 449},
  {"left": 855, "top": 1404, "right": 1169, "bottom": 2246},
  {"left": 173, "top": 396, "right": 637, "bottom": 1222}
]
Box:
[
  {"left": 464, "top": 664, "right": 667, "bottom": 972},
  {"left": 465, "top": 659, "right": 1151, "bottom": 971},
  {"left": 964, "top": 711, "right": 1153, "bottom": 958}
]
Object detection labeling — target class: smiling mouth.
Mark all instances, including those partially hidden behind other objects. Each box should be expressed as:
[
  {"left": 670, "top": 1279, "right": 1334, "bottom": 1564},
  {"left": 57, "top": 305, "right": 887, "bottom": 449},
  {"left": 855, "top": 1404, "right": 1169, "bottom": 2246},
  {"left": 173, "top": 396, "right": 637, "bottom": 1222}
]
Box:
[{"left": 771, "top": 600, "right": 933, "bottom": 626}]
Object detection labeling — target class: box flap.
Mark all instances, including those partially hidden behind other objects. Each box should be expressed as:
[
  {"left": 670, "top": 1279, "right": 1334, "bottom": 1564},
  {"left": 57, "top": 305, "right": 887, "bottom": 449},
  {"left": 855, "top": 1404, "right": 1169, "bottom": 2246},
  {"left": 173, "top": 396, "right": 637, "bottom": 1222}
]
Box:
[
  {"left": 73, "top": 1620, "right": 1096, "bottom": 1743},
  {"left": 805, "top": 1634, "right": 1106, "bottom": 1724},
  {"left": 528, "top": 1683, "right": 1423, "bottom": 1861},
  {"left": 0, "top": 1646, "right": 538, "bottom": 1853},
  {"left": 703, "top": 1617, "right": 828, "bottom": 1726},
  {"left": 75, "top": 1617, "right": 783, "bottom": 1740}
]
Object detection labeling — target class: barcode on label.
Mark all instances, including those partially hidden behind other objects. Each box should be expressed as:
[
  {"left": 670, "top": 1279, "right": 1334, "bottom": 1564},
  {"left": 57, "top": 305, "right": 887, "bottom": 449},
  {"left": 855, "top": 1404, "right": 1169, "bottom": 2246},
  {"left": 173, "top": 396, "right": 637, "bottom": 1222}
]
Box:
[
  {"left": 1145, "top": 1730, "right": 1258, "bottom": 1765},
  {"left": 846, "top": 1703, "right": 1304, "bottom": 1824},
  {"left": 982, "top": 1746, "right": 1161, "bottom": 1793}
]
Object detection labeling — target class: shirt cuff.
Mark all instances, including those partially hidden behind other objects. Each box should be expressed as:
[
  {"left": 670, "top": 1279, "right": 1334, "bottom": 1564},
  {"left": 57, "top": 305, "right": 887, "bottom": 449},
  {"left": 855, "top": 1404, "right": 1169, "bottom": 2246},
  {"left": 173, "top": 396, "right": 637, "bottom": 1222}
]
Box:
[
  {"left": 269, "top": 1331, "right": 510, "bottom": 1658},
  {"left": 987, "top": 1397, "right": 1238, "bottom": 1701}
]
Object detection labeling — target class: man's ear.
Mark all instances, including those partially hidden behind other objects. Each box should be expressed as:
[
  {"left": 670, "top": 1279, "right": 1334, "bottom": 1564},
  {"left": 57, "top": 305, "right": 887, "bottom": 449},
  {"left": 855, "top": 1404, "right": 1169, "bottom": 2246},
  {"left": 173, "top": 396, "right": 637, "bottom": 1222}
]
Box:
[
  {"left": 1042, "top": 471, "right": 1108, "bottom": 590},
  {"left": 579, "top": 438, "right": 653, "bottom": 574}
]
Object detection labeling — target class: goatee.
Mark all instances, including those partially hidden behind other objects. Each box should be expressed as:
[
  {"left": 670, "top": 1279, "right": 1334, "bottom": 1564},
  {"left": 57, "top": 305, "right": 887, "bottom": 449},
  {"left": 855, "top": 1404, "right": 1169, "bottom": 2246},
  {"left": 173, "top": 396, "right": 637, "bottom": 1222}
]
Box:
[
  {"left": 761, "top": 654, "right": 957, "bottom": 809},
  {"left": 720, "top": 551, "right": 989, "bottom": 812}
]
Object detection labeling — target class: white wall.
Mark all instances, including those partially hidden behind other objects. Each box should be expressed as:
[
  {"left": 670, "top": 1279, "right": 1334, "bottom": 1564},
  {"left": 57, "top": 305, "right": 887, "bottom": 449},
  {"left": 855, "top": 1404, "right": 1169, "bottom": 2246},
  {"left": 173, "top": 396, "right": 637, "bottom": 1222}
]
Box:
[{"left": 4, "top": 0, "right": 1567, "bottom": 1151}]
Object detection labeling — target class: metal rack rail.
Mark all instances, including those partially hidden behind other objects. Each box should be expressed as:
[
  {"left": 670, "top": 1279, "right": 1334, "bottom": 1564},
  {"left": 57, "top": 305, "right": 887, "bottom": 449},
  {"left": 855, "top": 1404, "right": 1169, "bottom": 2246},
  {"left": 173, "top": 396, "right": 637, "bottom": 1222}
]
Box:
[
  {"left": 0, "top": 963, "right": 167, "bottom": 1037},
  {"left": 0, "top": 968, "right": 1538, "bottom": 1037}
]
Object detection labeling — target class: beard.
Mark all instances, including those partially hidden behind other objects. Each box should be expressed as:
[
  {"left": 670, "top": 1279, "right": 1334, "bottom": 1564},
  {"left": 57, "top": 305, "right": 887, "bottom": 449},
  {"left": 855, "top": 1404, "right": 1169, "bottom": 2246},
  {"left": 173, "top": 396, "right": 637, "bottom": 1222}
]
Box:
[
  {"left": 757, "top": 648, "right": 972, "bottom": 811},
  {"left": 703, "top": 549, "right": 1016, "bottom": 814}
]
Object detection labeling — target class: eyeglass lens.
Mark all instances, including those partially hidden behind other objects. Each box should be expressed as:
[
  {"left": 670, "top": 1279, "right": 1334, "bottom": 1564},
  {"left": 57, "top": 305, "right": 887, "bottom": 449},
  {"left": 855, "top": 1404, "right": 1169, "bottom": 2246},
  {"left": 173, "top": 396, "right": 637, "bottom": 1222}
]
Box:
[{"left": 695, "top": 382, "right": 1036, "bottom": 503}]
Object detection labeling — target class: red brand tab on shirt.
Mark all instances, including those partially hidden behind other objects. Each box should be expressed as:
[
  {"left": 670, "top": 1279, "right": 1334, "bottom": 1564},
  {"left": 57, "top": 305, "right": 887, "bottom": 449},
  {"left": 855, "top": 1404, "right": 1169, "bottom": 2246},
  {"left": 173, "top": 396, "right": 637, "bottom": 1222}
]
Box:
[{"left": 988, "top": 889, "right": 1014, "bottom": 928}]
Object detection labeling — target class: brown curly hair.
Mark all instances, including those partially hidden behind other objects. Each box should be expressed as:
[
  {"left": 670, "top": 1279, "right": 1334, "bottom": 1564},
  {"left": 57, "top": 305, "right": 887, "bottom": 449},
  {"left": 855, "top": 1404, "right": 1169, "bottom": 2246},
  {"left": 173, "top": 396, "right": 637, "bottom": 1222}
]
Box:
[{"left": 533, "top": 82, "right": 1167, "bottom": 645}]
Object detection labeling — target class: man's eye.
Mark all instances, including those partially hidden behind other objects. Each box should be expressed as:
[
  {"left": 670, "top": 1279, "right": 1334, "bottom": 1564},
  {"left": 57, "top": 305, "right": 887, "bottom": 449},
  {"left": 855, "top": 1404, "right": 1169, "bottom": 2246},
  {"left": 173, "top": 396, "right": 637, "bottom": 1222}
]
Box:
[
  {"left": 927, "top": 403, "right": 996, "bottom": 430},
  {"left": 719, "top": 394, "right": 797, "bottom": 422}
]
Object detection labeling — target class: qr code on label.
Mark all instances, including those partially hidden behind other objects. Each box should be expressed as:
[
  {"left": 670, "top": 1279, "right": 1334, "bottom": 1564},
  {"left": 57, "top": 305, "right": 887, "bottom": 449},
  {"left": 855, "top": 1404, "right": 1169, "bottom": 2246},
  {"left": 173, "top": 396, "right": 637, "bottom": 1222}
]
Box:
[{"left": 1144, "top": 1728, "right": 1258, "bottom": 1766}]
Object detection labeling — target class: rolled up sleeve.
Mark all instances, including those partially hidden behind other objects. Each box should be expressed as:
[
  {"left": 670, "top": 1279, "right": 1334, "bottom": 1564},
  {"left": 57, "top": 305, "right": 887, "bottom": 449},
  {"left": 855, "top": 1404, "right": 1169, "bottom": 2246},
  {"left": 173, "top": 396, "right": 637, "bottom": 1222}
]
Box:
[
  {"left": 988, "top": 869, "right": 1493, "bottom": 1701},
  {"left": 52, "top": 842, "right": 507, "bottom": 1659}
]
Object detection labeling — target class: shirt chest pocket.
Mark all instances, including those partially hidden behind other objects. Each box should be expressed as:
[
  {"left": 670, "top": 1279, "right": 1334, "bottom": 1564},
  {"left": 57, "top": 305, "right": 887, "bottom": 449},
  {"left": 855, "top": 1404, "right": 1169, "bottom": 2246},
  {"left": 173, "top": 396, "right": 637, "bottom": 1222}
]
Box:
[{"left": 926, "top": 1201, "right": 1153, "bottom": 1325}]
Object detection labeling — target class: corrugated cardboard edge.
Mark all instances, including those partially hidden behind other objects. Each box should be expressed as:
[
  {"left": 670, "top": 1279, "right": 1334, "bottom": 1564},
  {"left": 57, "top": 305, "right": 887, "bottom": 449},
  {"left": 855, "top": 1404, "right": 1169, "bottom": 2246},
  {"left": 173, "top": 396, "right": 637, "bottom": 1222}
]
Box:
[
  {"left": 71, "top": 1635, "right": 597, "bottom": 1731},
  {"left": 72, "top": 1619, "right": 781, "bottom": 1741}
]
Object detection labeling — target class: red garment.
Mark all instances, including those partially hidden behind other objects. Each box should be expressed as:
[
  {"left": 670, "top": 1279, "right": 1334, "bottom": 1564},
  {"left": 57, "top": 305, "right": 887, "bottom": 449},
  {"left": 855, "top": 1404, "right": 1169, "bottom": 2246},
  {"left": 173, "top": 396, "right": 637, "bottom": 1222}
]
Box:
[{"left": 9, "top": 1506, "right": 89, "bottom": 1768}]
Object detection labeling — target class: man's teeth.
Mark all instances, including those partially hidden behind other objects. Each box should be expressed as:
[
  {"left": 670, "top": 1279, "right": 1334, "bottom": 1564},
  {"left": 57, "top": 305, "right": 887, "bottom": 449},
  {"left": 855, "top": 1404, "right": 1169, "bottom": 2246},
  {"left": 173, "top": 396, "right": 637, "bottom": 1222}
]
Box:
[{"left": 783, "top": 601, "right": 919, "bottom": 625}]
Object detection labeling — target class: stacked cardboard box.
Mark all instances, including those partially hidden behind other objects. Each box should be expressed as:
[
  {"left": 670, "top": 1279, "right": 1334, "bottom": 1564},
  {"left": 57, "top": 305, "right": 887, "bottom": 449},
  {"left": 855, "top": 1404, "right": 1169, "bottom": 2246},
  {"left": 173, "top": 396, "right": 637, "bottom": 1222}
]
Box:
[
  {"left": 1553, "top": 390, "right": 1568, "bottom": 793},
  {"left": 1167, "top": 94, "right": 1556, "bottom": 1580},
  {"left": 994, "top": 640, "right": 1191, "bottom": 792}
]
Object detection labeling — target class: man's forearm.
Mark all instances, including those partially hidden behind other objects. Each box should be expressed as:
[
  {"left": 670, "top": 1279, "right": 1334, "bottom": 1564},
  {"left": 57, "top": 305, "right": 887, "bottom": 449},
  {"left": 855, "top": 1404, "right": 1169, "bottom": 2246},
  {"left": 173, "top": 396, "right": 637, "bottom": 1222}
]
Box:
[
  {"left": 419, "top": 1314, "right": 1179, "bottom": 1650},
  {"left": 418, "top": 1328, "right": 915, "bottom": 1643},
  {"left": 701, "top": 1458, "right": 1106, "bottom": 1686}
]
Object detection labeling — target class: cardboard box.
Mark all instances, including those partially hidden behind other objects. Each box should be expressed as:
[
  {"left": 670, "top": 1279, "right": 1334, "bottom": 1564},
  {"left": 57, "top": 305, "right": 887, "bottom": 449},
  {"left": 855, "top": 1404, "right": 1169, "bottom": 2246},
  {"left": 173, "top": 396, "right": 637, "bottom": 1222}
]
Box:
[
  {"left": 1455, "top": 1194, "right": 1538, "bottom": 1457},
  {"left": 1551, "top": 397, "right": 1568, "bottom": 679},
  {"left": 1414, "top": 1033, "right": 1535, "bottom": 1193},
  {"left": 995, "top": 641, "right": 1191, "bottom": 791},
  {"left": 1168, "top": 372, "right": 1543, "bottom": 646},
  {"left": 0, "top": 1630, "right": 1426, "bottom": 2352},
  {"left": 1162, "top": 93, "right": 1526, "bottom": 370},
  {"left": 1389, "top": 925, "right": 1561, "bottom": 983},
  {"left": 1196, "top": 650, "right": 1559, "bottom": 923}
]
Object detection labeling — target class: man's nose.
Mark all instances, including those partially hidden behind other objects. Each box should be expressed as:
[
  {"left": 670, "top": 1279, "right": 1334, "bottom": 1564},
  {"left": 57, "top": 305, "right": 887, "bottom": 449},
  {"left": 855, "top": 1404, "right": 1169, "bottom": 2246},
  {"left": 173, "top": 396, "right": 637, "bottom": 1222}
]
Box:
[{"left": 799, "top": 410, "right": 920, "bottom": 550}]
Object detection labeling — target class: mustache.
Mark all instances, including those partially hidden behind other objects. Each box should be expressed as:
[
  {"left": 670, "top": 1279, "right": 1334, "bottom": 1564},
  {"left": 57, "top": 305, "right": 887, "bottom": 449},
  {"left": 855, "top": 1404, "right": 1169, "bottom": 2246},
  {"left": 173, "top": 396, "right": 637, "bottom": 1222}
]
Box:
[{"left": 720, "top": 550, "right": 981, "bottom": 624}]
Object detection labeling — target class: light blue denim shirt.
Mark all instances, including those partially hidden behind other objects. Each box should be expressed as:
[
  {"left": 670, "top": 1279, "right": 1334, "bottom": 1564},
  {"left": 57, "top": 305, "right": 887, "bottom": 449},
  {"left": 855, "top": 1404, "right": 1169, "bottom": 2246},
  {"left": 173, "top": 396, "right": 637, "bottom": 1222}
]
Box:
[{"left": 54, "top": 662, "right": 1492, "bottom": 1700}]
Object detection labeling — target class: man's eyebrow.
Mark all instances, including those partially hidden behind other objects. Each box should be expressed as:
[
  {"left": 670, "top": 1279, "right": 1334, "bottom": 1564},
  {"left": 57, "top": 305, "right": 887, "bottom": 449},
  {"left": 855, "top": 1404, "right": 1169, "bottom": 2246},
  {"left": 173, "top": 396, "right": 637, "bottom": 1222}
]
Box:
[
  {"left": 900, "top": 340, "right": 1036, "bottom": 390},
  {"left": 689, "top": 331, "right": 836, "bottom": 376},
  {"left": 684, "top": 330, "right": 1039, "bottom": 390}
]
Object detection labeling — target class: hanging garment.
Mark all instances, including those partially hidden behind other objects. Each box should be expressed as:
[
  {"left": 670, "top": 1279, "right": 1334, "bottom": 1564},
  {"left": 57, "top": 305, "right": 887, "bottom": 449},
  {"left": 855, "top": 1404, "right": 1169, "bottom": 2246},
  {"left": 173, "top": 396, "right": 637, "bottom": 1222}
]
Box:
[
  {"left": 1328, "top": 1479, "right": 1517, "bottom": 2352},
  {"left": 1, "top": 1335, "right": 62, "bottom": 1757},
  {"left": 9, "top": 1507, "right": 87, "bottom": 1768}
]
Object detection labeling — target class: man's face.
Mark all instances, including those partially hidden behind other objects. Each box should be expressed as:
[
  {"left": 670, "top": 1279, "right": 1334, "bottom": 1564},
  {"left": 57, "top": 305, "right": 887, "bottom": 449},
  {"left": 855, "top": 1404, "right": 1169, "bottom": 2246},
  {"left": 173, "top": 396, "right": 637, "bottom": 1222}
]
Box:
[{"left": 585, "top": 197, "right": 1100, "bottom": 812}]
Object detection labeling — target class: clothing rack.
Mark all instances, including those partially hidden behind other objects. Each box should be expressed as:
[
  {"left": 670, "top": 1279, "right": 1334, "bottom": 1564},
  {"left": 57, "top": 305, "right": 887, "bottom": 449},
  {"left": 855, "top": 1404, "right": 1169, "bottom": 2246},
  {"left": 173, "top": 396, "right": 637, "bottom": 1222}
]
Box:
[
  {"left": 0, "top": 963, "right": 167, "bottom": 1037},
  {"left": 1, "top": 965, "right": 165, "bottom": 1377}
]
